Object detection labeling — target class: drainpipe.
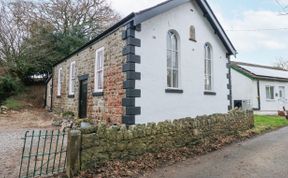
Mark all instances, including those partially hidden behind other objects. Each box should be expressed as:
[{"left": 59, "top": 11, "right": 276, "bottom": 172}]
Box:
[{"left": 256, "top": 80, "right": 261, "bottom": 110}]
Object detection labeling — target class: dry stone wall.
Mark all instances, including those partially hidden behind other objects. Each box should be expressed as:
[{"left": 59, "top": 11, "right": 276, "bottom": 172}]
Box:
[{"left": 79, "top": 110, "right": 254, "bottom": 170}]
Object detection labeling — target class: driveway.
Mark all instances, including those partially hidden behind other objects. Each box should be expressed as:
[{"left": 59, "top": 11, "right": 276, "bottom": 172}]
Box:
[
  {"left": 0, "top": 109, "right": 56, "bottom": 178},
  {"left": 142, "top": 127, "right": 288, "bottom": 178}
]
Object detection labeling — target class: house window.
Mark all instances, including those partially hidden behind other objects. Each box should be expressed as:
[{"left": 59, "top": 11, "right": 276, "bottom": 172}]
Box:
[
  {"left": 69, "top": 61, "right": 76, "bottom": 95},
  {"left": 94, "top": 47, "right": 104, "bottom": 92},
  {"left": 57, "top": 67, "right": 62, "bottom": 96},
  {"left": 204, "top": 43, "right": 213, "bottom": 91},
  {"left": 189, "top": 25, "right": 196, "bottom": 41},
  {"left": 266, "top": 86, "right": 275, "bottom": 100},
  {"left": 167, "top": 30, "right": 180, "bottom": 88},
  {"left": 279, "top": 86, "right": 285, "bottom": 99}
]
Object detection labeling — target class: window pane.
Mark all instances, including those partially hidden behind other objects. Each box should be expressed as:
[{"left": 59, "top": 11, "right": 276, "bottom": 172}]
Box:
[
  {"left": 171, "top": 34, "right": 177, "bottom": 51},
  {"left": 207, "top": 60, "right": 212, "bottom": 75},
  {"left": 97, "top": 57, "right": 101, "bottom": 70},
  {"left": 266, "top": 87, "right": 270, "bottom": 99},
  {"left": 207, "top": 46, "right": 212, "bottom": 59},
  {"left": 172, "top": 52, "right": 178, "bottom": 69},
  {"left": 204, "top": 75, "right": 212, "bottom": 91},
  {"left": 270, "top": 87, "right": 274, "bottom": 99},
  {"left": 97, "top": 71, "right": 103, "bottom": 89},
  {"left": 173, "top": 69, "right": 178, "bottom": 88},
  {"left": 167, "top": 51, "right": 172, "bottom": 68},
  {"left": 167, "top": 69, "right": 172, "bottom": 88}
]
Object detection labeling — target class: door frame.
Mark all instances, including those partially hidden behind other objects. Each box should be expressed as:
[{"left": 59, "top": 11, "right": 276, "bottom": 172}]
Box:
[{"left": 78, "top": 74, "right": 89, "bottom": 118}]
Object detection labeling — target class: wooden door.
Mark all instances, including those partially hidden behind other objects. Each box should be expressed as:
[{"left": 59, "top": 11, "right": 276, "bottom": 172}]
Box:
[{"left": 79, "top": 79, "right": 88, "bottom": 118}]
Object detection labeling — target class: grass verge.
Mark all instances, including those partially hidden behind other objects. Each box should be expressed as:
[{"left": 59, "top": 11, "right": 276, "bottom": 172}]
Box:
[
  {"left": 3, "top": 98, "right": 24, "bottom": 110},
  {"left": 252, "top": 115, "right": 288, "bottom": 134}
]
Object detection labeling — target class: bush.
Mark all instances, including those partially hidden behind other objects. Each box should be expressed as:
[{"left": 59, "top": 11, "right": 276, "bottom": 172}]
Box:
[
  {"left": 0, "top": 75, "right": 23, "bottom": 103},
  {"left": 3, "top": 98, "right": 24, "bottom": 110}
]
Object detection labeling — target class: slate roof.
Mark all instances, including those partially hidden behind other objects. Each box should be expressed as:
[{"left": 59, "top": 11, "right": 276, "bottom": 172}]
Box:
[
  {"left": 231, "top": 61, "right": 288, "bottom": 82},
  {"left": 54, "top": 0, "right": 237, "bottom": 67}
]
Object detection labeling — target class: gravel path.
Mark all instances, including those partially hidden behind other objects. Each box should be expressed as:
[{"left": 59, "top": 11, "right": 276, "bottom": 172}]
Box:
[
  {"left": 0, "top": 128, "right": 28, "bottom": 178},
  {"left": 0, "top": 109, "right": 56, "bottom": 178},
  {"left": 142, "top": 127, "right": 288, "bottom": 178}
]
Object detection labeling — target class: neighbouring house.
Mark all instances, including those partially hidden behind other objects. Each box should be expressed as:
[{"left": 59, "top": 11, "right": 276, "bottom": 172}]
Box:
[
  {"left": 231, "top": 61, "right": 288, "bottom": 114},
  {"left": 46, "top": 0, "right": 237, "bottom": 125}
]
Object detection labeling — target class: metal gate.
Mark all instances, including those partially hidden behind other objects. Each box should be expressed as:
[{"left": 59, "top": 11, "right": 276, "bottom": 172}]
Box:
[{"left": 19, "top": 130, "right": 68, "bottom": 178}]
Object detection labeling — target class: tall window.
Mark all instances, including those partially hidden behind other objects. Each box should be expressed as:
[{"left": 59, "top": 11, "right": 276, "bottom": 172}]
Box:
[
  {"left": 167, "top": 30, "right": 179, "bottom": 88},
  {"left": 69, "top": 61, "right": 76, "bottom": 95},
  {"left": 266, "top": 86, "right": 274, "bottom": 100},
  {"left": 204, "top": 43, "right": 213, "bottom": 91},
  {"left": 57, "top": 67, "right": 62, "bottom": 96},
  {"left": 95, "top": 47, "right": 104, "bottom": 92}
]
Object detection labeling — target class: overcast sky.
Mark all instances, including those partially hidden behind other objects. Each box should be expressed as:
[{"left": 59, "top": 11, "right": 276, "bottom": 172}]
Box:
[{"left": 110, "top": 0, "right": 288, "bottom": 65}]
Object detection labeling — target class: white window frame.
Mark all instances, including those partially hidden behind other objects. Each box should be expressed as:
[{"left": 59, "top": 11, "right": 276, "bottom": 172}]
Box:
[
  {"left": 204, "top": 43, "right": 213, "bottom": 91},
  {"left": 57, "top": 67, "right": 62, "bottom": 96},
  {"left": 167, "top": 30, "right": 180, "bottom": 89},
  {"left": 94, "top": 47, "right": 105, "bottom": 93},
  {"left": 266, "top": 86, "right": 275, "bottom": 100},
  {"left": 69, "top": 61, "right": 76, "bottom": 95},
  {"left": 279, "top": 86, "right": 285, "bottom": 99}
]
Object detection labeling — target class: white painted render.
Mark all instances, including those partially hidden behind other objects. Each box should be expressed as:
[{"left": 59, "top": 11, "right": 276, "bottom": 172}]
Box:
[
  {"left": 231, "top": 69, "right": 258, "bottom": 109},
  {"left": 231, "top": 69, "right": 288, "bottom": 114},
  {"left": 135, "top": 1, "right": 230, "bottom": 123}
]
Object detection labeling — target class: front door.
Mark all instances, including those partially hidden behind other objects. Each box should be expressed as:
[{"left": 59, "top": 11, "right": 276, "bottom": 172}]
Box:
[{"left": 79, "top": 79, "right": 88, "bottom": 118}]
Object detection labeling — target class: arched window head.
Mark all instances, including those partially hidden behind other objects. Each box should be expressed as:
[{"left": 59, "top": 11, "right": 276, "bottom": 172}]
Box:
[
  {"left": 204, "top": 43, "right": 213, "bottom": 91},
  {"left": 167, "top": 30, "right": 180, "bottom": 88},
  {"left": 189, "top": 25, "right": 196, "bottom": 41}
]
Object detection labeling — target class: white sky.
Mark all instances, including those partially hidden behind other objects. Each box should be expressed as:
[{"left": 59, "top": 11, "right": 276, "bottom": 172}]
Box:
[{"left": 110, "top": 0, "right": 164, "bottom": 16}]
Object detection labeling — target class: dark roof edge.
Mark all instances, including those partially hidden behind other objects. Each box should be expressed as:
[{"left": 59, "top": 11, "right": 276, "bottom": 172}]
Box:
[
  {"left": 231, "top": 61, "right": 287, "bottom": 71},
  {"left": 45, "top": 75, "right": 52, "bottom": 84},
  {"left": 196, "top": 0, "right": 236, "bottom": 56},
  {"left": 53, "top": 13, "right": 135, "bottom": 67}
]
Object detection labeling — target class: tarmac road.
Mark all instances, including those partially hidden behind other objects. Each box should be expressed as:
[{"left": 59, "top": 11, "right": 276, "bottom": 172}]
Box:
[{"left": 142, "top": 127, "right": 288, "bottom": 178}]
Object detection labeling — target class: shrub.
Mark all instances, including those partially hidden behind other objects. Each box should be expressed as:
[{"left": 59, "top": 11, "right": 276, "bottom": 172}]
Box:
[
  {"left": 0, "top": 75, "right": 23, "bottom": 103},
  {"left": 3, "top": 98, "right": 24, "bottom": 110}
]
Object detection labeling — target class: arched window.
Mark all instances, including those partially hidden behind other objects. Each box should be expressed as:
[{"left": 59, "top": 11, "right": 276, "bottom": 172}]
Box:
[
  {"left": 204, "top": 43, "right": 213, "bottom": 91},
  {"left": 167, "top": 30, "right": 180, "bottom": 88},
  {"left": 189, "top": 25, "right": 196, "bottom": 41}
]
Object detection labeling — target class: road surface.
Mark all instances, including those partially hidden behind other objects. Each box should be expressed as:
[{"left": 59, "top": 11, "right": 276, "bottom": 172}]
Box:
[{"left": 142, "top": 127, "right": 288, "bottom": 178}]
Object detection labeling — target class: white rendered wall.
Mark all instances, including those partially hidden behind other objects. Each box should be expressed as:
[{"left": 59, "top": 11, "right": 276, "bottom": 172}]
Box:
[
  {"left": 259, "top": 80, "right": 288, "bottom": 112},
  {"left": 135, "top": 2, "right": 230, "bottom": 123},
  {"left": 231, "top": 69, "right": 288, "bottom": 113},
  {"left": 231, "top": 69, "right": 258, "bottom": 109}
]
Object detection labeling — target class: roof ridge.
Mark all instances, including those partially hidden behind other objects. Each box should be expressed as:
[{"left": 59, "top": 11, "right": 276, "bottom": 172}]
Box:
[{"left": 231, "top": 61, "right": 288, "bottom": 71}]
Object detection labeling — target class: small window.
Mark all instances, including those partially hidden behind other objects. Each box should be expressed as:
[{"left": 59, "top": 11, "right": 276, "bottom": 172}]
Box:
[
  {"left": 69, "top": 61, "right": 76, "bottom": 95},
  {"left": 57, "top": 67, "right": 63, "bottom": 96},
  {"left": 167, "top": 30, "right": 180, "bottom": 89},
  {"left": 94, "top": 47, "right": 104, "bottom": 92},
  {"left": 279, "top": 86, "right": 285, "bottom": 99},
  {"left": 266, "top": 86, "right": 275, "bottom": 100},
  {"left": 189, "top": 25, "right": 196, "bottom": 41},
  {"left": 204, "top": 43, "right": 213, "bottom": 91}
]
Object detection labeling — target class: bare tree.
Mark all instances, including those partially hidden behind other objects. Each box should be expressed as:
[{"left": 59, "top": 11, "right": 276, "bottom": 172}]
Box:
[
  {"left": 275, "top": 57, "right": 288, "bottom": 70},
  {"left": 0, "top": 0, "right": 120, "bottom": 79}
]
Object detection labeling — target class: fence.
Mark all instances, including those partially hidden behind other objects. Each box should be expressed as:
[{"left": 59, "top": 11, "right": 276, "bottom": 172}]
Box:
[{"left": 19, "top": 130, "right": 67, "bottom": 178}]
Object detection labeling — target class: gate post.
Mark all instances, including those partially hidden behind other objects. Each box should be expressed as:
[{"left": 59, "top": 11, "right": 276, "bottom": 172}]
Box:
[{"left": 66, "top": 130, "right": 81, "bottom": 178}]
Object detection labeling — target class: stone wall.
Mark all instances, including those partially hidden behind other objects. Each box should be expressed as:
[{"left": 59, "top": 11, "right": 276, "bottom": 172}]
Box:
[
  {"left": 52, "top": 27, "right": 126, "bottom": 124},
  {"left": 78, "top": 110, "right": 254, "bottom": 170}
]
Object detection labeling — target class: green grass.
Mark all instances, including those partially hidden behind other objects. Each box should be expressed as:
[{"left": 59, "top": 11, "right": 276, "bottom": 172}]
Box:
[
  {"left": 253, "top": 115, "right": 288, "bottom": 133},
  {"left": 3, "top": 98, "right": 24, "bottom": 110}
]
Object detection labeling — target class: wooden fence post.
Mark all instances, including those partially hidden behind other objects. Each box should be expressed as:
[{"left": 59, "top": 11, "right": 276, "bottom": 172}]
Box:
[{"left": 66, "top": 130, "right": 81, "bottom": 178}]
